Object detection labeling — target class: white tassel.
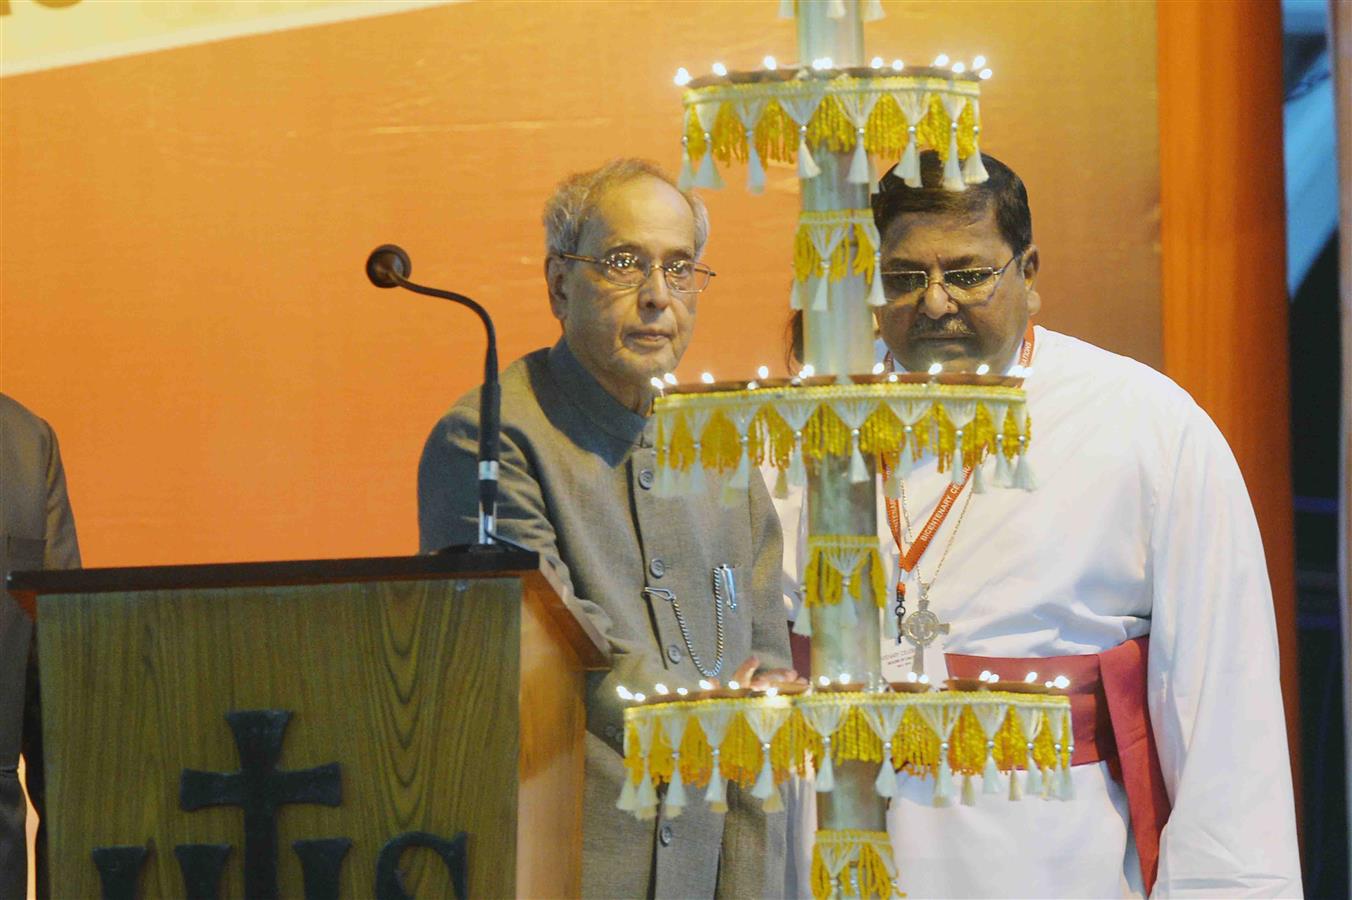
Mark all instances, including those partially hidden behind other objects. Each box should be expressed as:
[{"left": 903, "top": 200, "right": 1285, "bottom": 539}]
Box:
[
  {"left": 747, "top": 140, "right": 766, "bottom": 194},
  {"left": 752, "top": 748, "right": 776, "bottom": 799},
  {"left": 826, "top": 0, "right": 846, "bottom": 18},
  {"left": 665, "top": 764, "right": 687, "bottom": 817},
  {"left": 688, "top": 451, "right": 706, "bottom": 494},
  {"left": 862, "top": 0, "right": 884, "bottom": 20},
  {"left": 1014, "top": 449, "right": 1037, "bottom": 491},
  {"left": 971, "top": 459, "right": 986, "bottom": 494},
  {"left": 706, "top": 752, "right": 728, "bottom": 813},
  {"left": 982, "top": 750, "right": 1001, "bottom": 794},
  {"left": 677, "top": 142, "right": 694, "bottom": 192},
  {"left": 874, "top": 745, "right": 896, "bottom": 797},
  {"left": 899, "top": 129, "right": 920, "bottom": 186},
  {"left": 964, "top": 146, "right": 989, "bottom": 184},
  {"left": 694, "top": 147, "right": 724, "bottom": 190},
  {"left": 994, "top": 438, "right": 1012, "bottom": 488},
  {"left": 729, "top": 443, "right": 751, "bottom": 489},
  {"left": 961, "top": 773, "right": 977, "bottom": 806},
  {"left": 1026, "top": 764, "right": 1043, "bottom": 796},
  {"left": 943, "top": 126, "right": 965, "bottom": 191},
  {"left": 812, "top": 273, "right": 830, "bottom": 311},
  {"left": 778, "top": 0, "right": 795, "bottom": 18},
  {"left": 773, "top": 466, "right": 789, "bottom": 499},
  {"left": 883, "top": 465, "right": 901, "bottom": 499},
  {"left": 897, "top": 443, "right": 915, "bottom": 479},
  {"left": 655, "top": 464, "right": 674, "bottom": 498},
  {"left": 817, "top": 742, "right": 835, "bottom": 791},
  {"left": 1059, "top": 765, "right": 1076, "bottom": 801},
  {"left": 933, "top": 757, "right": 954, "bottom": 807},
  {"left": 882, "top": 605, "right": 898, "bottom": 640},
  {"left": 790, "top": 278, "right": 804, "bottom": 310},
  {"left": 797, "top": 133, "right": 821, "bottom": 179},
  {"left": 950, "top": 461, "right": 965, "bottom": 487},
  {"left": 1008, "top": 768, "right": 1023, "bottom": 801},
  {"left": 788, "top": 442, "right": 807, "bottom": 487},
  {"left": 637, "top": 769, "right": 658, "bottom": 819},
  {"left": 792, "top": 609, "right": 813, "bottom": 636},
  {"left": 848, "top": 135, "right": 871, "bottom": 184},
  {"left": 1025, "top": 748, "right": 1043, "bottom": 795},
  {"left": 848, "top": 433, "right": 869, "bottom": 483},
  {"left": 617, "top": 775, "right": 638, "bottom": 812},
  {"left": 868, "top": 256, "right": 886, "bottom": 307}
]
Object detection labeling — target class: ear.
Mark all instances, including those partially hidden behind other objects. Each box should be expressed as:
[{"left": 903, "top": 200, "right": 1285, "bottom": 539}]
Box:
[
  {"left": 1021, "top": 245, "right": 1041, "bottom": 316},
  {"left": 545, "top": 255, "right": 569, "bottom": 322}
]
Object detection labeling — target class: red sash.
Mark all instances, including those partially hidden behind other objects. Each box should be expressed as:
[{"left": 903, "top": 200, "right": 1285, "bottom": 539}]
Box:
[{"left": 946, "top": 636, "right": 1171, "bottom": 894}]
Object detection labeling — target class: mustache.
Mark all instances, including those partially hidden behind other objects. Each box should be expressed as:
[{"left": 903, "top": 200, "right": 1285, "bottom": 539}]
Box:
[{"left": 908, "top": 315, "right": 975, "bottom": 339}]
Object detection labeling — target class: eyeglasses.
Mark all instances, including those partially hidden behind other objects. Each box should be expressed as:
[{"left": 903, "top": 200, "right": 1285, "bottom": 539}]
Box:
[
  {"left": 880, "top": 253, "right": 1020, "bottom": 303},
  {"left": 557, "top": 251, "right": 716, "bottom": 295}
]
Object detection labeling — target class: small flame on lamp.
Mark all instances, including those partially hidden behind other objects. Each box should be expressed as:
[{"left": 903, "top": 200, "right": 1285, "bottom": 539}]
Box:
[
  {"left": 976, "top": 364, "right": 990, "bottom": 375},
  {"left": 663, "top": 372, "right": 678, "bottom": 385},
  {"left": 933, "top": 53, "right": 950, "bottom": 67},
  {"left": 757, "top": 365, "right": 770, "bottom": 379},
  {"left": 674, "top": 67, "right": 692, "bottom": 86},
  {"left": 712, "top": 61, "right": 728, "bottom": 77},
  {"left": 700, "top": 372, "right": 714, "bottom": 384},
  {"left": 763, "top": 55, "right": 778, "bottom": 70}
]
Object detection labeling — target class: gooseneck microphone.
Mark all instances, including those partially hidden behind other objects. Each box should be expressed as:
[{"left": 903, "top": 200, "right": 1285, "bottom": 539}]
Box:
[{"left": 366, "top": 244, "right": 516, "bottom": 552}]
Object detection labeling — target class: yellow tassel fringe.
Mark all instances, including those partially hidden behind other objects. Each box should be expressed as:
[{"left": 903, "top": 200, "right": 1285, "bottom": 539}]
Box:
[
  {"left": 685, "top": 77, "right": 980, "bottom": 175},
  {"left": 621, "top": 692, "right": 1072, "bottom": 810},
  {"left": 803, "top": 535, "right": 888, "bottom": 608},
  {"left": 810, "top": 829, "right": 902, "bottom": 900},
  {"left": 655, "top": 385, "right": 1032, "bottom": 483}
]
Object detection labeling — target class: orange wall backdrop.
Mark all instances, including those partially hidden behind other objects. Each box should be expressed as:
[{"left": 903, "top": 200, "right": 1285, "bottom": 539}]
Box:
[{"left": 1, "top": 0, "right": 1160, "bottom": 566}]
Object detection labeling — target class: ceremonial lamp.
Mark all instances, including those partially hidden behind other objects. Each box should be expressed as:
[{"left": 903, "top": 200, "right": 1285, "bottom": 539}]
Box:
[{"left": 618, "top": 2, "right": 1067, "bottom": 897}]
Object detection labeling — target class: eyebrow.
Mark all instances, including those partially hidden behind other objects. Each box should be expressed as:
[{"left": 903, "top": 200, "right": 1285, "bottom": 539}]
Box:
[
  {"left": 602, "top": 241, "right": 695, "bottom": 262},
  {"left": 882, "top": 254, "right": 985, "bottom": 270}
]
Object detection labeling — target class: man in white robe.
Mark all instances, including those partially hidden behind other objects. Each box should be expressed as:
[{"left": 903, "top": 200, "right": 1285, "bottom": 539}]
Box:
[{"left": 779, "top": 151, "right": 1302, "bottom": 898}]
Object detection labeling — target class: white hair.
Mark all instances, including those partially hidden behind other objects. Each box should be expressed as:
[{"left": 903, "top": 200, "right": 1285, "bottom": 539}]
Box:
[{"left": 542, "top": 158, "right": 709, "bottom": 258}]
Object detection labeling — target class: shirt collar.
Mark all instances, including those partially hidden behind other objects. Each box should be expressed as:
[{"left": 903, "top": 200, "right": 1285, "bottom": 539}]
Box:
[{"left": 547, "top": 338, "right": 654, "bottom": 447}]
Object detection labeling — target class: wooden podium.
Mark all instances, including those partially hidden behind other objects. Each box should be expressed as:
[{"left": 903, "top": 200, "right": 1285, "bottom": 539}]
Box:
[{"left": 7, "top": 551, "right": 608, "bottom": 899}]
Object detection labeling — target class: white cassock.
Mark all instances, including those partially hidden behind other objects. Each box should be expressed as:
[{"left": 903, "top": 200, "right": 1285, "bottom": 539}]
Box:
[{"left": 774, "top": 326, "right": 1302, "bottom": 899}]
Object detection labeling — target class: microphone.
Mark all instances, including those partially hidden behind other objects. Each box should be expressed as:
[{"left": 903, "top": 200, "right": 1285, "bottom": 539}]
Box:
[{"left": 366, "top": 244, "right": 517, "bottom": 552}]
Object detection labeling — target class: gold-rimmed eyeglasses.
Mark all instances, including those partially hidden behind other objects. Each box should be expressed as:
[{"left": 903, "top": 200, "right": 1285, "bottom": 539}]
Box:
[
  {"left": 880, "top": 253, "right": 1020, "bottom": 303},
  {"left": 557, "top": 251, "right": 716, "bottom": 295}
]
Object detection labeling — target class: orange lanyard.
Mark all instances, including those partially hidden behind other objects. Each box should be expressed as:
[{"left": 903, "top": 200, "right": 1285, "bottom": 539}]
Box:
[{"left": 881, "top": 324, "right": 1036, "bottom": 583}]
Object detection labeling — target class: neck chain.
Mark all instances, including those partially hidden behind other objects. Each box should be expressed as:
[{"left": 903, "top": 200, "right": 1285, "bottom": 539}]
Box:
[
  {"left": 897, "top": 476, "right": 976, "bottom": 603},
  {"left": 880, "top": 323, "right": 1037, "bottom": 674}
]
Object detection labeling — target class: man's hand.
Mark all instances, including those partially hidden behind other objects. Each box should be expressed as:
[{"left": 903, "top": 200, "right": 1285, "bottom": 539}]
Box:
[{"left": 722, "top": 654, "right": 807, "bottom": 690}]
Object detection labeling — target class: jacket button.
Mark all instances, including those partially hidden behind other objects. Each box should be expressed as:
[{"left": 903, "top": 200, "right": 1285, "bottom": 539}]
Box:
[
  {"left": 659, "top": 824, "right": 674, "bottom": 846},
  {"left": 666, "top": 644, "right": 683, "bottom": 664},
  {"left": 638, "top": 468, "right": 655, "bottom": 489},
  {"left": 649, "top": 558, "right": 666, "bottom": 578}
]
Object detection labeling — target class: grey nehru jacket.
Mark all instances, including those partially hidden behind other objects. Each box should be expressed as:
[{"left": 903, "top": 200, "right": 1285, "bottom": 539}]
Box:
[
  {"left": 419, "top": 339, "right": 789, "bottom": 899},
  {"left": 2, "top": 393, "right": 82, "bottom": 900}
]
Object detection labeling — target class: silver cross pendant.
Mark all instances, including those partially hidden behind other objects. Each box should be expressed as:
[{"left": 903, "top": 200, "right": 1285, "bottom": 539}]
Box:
[{"left": 900, "top": 588, "right": 949, "bottom": 676}]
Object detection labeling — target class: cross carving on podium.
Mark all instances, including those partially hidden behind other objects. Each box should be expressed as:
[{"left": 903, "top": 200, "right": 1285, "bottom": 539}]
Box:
[{"left": 180, "top": 709, "right": 341, "bottom": 900}]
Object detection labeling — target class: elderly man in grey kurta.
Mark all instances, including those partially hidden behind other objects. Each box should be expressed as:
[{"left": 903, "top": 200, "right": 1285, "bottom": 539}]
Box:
[{"left": 418, "top": 159, "right": 795, "bottom": 898}]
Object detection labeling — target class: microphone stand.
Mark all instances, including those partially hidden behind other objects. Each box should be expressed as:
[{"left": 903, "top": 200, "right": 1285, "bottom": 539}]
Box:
[{"left": 366, "top": 244, "right": 525, "bottom": 554}]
